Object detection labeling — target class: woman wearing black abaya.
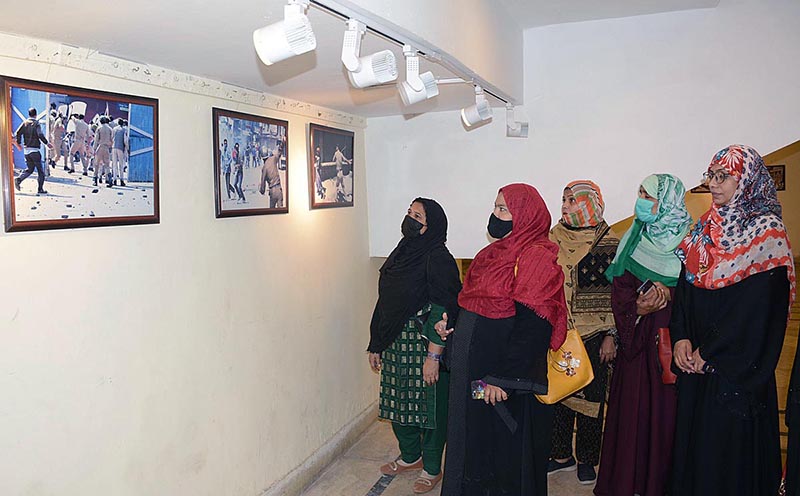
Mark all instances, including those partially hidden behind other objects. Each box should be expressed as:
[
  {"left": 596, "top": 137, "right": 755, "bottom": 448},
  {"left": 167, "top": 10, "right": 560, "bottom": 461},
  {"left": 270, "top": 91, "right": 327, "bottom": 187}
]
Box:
[
  {"left": 436, "top": 183, "right": 568, "bottom": 496},
  {"left": 671, "top": 145, "right": 796, "bottom": 495},
  {"left": 787, "top": 344, "right": 800, "bottom": 496},
  {"left": 368, "top": 198, "right": 462, "bottom": 494}
]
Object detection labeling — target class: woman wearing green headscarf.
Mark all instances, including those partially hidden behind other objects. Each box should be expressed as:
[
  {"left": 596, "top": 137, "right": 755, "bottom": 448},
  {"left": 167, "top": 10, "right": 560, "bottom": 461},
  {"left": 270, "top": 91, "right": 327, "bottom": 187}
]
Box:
[{"left": 595, "top": 174, "right": 692, "bottom": 496}]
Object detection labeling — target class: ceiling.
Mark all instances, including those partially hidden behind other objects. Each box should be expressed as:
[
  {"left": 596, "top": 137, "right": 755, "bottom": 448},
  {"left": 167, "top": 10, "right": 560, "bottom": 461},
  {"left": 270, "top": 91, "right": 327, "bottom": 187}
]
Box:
[
  {"left": 0, "top": 0, "right": 719, "bottom": 118},
  {"left": 497, "top": 0, "right": 720, "bottom": 29}
]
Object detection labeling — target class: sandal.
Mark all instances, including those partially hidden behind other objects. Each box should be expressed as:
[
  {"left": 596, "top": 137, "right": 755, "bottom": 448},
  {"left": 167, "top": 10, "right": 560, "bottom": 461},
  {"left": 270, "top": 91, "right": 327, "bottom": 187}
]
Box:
[
  {"left": 380, "top": 457, "right": 422, "bottom": 475},
  {"left": 413, "top": 472, "right": 443, "bottom": 494}
]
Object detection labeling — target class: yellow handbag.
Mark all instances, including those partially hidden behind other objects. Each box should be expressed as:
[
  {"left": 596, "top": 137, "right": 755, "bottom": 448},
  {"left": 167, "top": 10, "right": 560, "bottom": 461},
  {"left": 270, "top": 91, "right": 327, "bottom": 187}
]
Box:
[
  {"left": 512, "top": 261, "right": 594, "bottom": 405},
  {"left": 534, "top": 328, "right": 594, "bottom": 405}
]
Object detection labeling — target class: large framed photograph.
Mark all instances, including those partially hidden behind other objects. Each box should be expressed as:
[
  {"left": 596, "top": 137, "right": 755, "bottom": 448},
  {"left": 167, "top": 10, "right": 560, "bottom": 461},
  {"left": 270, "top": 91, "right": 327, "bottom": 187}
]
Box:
[
  {"left": 308, "top": 123, "right": 354, "bottom": 209},
  {"left": 1, "top": 76, "right": 159, "bottom": 232},
  {"left": 213, "top": 108, "right": 288, "bottom": 217}
]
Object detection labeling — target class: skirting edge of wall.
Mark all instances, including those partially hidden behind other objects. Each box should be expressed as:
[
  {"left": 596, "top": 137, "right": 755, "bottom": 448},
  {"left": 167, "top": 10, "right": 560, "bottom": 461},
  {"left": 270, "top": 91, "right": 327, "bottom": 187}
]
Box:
[{"left": 260, "top": 401, "right": 378, "bottom": 496}]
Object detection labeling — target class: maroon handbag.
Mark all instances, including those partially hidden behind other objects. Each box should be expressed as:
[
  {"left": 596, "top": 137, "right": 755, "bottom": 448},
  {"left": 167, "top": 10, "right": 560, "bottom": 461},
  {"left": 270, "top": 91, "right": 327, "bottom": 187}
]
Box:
[{"left": 656, "top": 327, "right": 677, "bottom": 385}]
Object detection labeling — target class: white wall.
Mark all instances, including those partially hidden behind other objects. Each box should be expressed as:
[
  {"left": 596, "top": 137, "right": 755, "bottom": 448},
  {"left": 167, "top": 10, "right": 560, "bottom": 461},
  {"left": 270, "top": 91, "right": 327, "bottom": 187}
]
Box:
[
  {"left": 0, "top": 37, "right": 377, "bottom": 495},
  {"left": 366, "top": 0, "right": 800, "bottom": 258}
]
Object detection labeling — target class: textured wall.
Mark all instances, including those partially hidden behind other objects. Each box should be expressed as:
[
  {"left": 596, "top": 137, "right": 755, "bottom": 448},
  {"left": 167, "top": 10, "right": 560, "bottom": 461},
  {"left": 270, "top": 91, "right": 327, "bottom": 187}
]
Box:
[{"left": 0, "top": 33, "right": 377, "bottom": 496}]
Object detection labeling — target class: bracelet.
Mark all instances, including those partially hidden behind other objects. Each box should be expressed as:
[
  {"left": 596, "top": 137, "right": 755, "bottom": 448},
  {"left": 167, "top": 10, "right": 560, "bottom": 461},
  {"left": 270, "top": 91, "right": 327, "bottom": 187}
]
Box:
[
  {"left": 702, "top": 362, "right": 716, "bottom": 374},
  {"left": 426, "top": 352, "right": 442, "bottom": 362}
]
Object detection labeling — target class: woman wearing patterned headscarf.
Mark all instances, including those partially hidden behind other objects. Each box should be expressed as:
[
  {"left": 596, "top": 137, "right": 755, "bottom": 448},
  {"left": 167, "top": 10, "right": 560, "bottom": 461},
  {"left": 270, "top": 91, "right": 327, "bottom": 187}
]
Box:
[
  {"left": 595, "top": 174, "right": 692, "bottom": 496},
  {"left": 670, "top": 145, "right": 795, "bottom": 496},
  {"left": 547, "top": 181, "right": 620, "bottom": 485},
  {"left": 368, "top": 198, "right": 462, "bottom": 494},
  {"left": 437, "top": 183, "right": 567, "bottom": 496}
]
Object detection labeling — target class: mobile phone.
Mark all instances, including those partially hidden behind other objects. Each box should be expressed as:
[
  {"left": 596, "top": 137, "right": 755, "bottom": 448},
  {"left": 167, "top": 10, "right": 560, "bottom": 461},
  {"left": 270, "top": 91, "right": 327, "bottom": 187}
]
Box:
[
  {"left": 637, "top": 279, "right": 655, "bottom": 294},
  {"left": 471, "top": 380, "right": 487, "bottom": 400}
]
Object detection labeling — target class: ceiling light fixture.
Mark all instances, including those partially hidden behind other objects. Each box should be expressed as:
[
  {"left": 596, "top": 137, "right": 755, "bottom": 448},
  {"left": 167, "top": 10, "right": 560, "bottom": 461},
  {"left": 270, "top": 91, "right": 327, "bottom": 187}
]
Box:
[
  {"left": 341, "top": 19, "right": 398, "bottom": 89},
  {"left": 505, "top": 105, "right": 529, "bottom": 138},
  {"left": 461, "top": 85, "right": 492, "bottom": 128},
  {"left": 397, "top": 45, "right": 439, "bottom": 106},
  {"left": 253, "top": 0, "right": 316, "bottom": 66}
]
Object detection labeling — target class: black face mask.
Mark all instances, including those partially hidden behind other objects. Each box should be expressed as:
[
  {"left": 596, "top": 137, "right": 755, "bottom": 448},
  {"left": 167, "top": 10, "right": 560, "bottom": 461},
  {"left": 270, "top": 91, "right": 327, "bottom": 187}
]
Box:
[
  {"left": 401, "top": 215, "right": 425, "bottom": 238},
  {"left": 487, "top": 213, "right": 513, "bottom": 239}
]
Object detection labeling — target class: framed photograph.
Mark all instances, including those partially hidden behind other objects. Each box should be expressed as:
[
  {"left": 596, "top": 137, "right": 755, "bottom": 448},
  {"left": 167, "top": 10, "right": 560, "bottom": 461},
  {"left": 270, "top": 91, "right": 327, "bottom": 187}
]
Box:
[
  {"left": 767, "top": 164, "right": 785, "bottom": 191},
  {"left": 308, "top": 123, "right": 354, "bottom": 209},
  {"left": 1, "top": 76, "right": 159, "bottom": 232},
  {"left": 213, "top": 108, "right": 288, "bottom": 218}
]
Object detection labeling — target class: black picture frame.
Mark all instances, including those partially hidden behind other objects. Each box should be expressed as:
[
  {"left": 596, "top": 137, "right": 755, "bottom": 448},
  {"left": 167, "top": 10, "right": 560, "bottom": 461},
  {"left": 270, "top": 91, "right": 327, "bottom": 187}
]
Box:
[
  {"left": 1, "top": 76, "right": 159, "bottom": 232},
  {"left": 212, "top": 107, "right": 288, "bottom": 217},
  {"left": 308, "top": 123, "right": 354, "bottom": 209}
]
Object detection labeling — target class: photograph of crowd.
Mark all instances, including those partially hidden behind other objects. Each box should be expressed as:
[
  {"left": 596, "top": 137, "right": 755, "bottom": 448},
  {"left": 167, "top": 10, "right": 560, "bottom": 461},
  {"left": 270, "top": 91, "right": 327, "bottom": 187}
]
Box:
[
  {"left": 213, "top": 108, "right": 288, "bottom": 217},
  {"left": 1, "top": 77, "right": 159, "bottom": 232},
  {"left": 308, "top": 123, "right": 354, "bottom": 209}
]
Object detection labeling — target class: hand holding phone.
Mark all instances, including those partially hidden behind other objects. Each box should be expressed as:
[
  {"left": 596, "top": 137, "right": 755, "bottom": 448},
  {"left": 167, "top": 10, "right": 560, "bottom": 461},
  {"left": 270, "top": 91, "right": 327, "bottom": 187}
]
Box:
[
  {"left": 471, "top": 380, "right": 487, "bottom": 400},
  {"left": 637, "top": 279, "right": 655, "bottom": 294}
]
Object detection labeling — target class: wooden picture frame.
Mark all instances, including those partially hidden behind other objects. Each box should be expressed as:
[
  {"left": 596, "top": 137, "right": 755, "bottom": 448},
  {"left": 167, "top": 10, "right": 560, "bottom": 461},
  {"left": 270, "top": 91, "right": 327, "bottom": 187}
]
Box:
[
  {"left": 308, "top": 123, "right": 354, "bottom": 209},
  {"left": 767, "top": 164, "right": 785, "bottom": 191},
  {"left": 213, "top": 108, "right": 288, "bottom": 217},
  {"left": 1, "top": 76, "right": 159, "bottom": 232}
]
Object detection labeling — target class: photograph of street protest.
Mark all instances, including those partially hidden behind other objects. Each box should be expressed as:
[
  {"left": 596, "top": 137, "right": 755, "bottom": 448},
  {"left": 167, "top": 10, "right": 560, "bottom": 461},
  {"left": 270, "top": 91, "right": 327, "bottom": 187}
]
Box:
[
  {"left": 213, "top": 108, "right": 288, "bottom": 217},
  {"left": 1, "top": 76, "right": 159, "bottom": 232},
  {"left": 308, "top": 123, "right": 354, "bottom": 209}
]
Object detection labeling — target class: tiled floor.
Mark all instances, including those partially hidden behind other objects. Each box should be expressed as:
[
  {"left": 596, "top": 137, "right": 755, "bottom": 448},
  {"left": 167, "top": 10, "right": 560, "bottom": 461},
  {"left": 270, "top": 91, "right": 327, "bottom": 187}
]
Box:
[
  {"left": 301, "top": 295, "right": 799, "bottom": 496},
  {"left": 300, "top": 420, "right": 596, "bottom": 496}
]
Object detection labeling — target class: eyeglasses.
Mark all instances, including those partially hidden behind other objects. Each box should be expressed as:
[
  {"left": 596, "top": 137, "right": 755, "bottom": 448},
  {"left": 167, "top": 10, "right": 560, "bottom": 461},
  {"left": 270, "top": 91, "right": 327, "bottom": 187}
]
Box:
[{"left": 702, "top": 170, "right": 732, "bottom": 185}]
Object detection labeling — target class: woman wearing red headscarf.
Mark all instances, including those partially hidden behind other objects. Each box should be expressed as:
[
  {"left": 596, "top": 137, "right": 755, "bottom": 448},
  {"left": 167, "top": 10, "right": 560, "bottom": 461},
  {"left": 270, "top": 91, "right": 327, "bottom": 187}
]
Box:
[
  {"left": 671, "top": 145, "right": 796, "bottom": 495},
  {"left": 437, "top": 184, "right": 568, "bottom": 496}
]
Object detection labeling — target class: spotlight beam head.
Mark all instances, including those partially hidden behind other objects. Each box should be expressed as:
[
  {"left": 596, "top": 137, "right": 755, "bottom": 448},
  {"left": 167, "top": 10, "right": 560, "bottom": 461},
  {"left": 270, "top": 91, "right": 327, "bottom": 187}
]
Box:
[
  {"left": 341, "top": 19, "right": 397, "bottom": 89},
  {"left": 402, "top": 45, "right": 424, "bottom": 93},
  {"left": 341, "top": 19, "right": 366, "bottom": 72},
  {"left": 253, "top": 0, "right": 316, "bottom": 66},
  {"left": 397, "top": 44, "right": 439, "bottom": 106},
  {"left": 461, "top": 85, "right": 493, "bottom": 128},
  {"left": 505, "top": 105, "right": 529, "bottom": 138}
]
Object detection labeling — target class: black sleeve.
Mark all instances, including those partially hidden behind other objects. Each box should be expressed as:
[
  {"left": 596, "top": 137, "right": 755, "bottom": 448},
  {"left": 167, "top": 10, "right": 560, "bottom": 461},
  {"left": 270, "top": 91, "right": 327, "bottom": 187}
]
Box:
[
  {"left": 669, "top": 266, "right": 689, "bottom": 343},
  {"left": 700, "top": 267, "right": 789, "bottom": 395},
  {"left": 37, "top": 124, "right": 48, "bottom": 145},
  {"left": 426, "top": 248, "right": 462, "bottom": 328},
  {"left": 612, "top": 272, "right": 644, "bottom": 361},
  {"left": 484, "top": 302, "right": 551, "bottom": 394}
]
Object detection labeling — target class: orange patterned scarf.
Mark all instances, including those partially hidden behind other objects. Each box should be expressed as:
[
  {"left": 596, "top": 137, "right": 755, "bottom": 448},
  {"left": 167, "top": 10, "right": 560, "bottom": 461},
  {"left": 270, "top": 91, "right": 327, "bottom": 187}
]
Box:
[{"left": 677, "top": 145, "right": 795, "bottom": 306}]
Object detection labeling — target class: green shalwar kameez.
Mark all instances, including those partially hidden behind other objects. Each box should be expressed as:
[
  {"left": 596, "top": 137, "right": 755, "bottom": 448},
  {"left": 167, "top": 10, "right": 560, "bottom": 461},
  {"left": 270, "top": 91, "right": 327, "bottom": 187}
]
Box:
[{"left": 379, "top": 303, "right": 449, "bottom": 475}]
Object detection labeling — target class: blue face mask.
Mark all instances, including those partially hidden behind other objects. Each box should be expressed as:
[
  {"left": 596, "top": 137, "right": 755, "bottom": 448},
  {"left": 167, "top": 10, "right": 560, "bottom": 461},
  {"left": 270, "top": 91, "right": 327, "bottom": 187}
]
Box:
[{"left": 634, "top": 197, "right": 658, "bottom": 224}]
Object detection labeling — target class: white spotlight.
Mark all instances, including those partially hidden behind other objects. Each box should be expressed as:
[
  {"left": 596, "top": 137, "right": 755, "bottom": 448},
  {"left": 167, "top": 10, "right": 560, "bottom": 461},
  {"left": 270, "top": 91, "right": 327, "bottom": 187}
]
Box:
[
  {"left": 397, "top": 45, "right": 439, "bottom": 106},
  {"left": 506, "top": 105, "right": 529, "bottom": 138},
  {"left": 341, "top": 19, "right": 398, "bottom": 89},
  {"left": 253, "top": 0, "right": 316, "bottom": 66},
  {"left": 461, "top": 85, "right": 492, "bottom": 127}
]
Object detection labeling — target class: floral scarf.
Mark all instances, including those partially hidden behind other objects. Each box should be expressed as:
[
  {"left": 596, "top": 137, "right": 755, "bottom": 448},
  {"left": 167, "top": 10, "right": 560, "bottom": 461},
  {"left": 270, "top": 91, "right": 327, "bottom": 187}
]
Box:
[
  {"left": 677, "top": 145, "right": 796, "bottom": 305},
  {"left": 606, "top": 174, "right": 693, "bottom": 286}
]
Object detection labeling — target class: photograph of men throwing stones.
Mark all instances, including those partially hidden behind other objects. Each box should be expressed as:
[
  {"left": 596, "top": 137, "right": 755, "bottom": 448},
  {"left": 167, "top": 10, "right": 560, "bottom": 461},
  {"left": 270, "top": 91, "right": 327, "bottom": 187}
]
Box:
[
  {"left": 213, "top": 108, "right": 288, "bottom": 217},
  {"left": 2, "top": 77, "right": 159, "bottom": 232}
]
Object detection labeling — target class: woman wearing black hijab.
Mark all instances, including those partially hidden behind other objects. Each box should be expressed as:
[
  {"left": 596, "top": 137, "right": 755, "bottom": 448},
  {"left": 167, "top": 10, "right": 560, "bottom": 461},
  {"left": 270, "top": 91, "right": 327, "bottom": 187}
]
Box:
[{"left": 368, "top": 198, "right": 462, "bottom": 494}]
